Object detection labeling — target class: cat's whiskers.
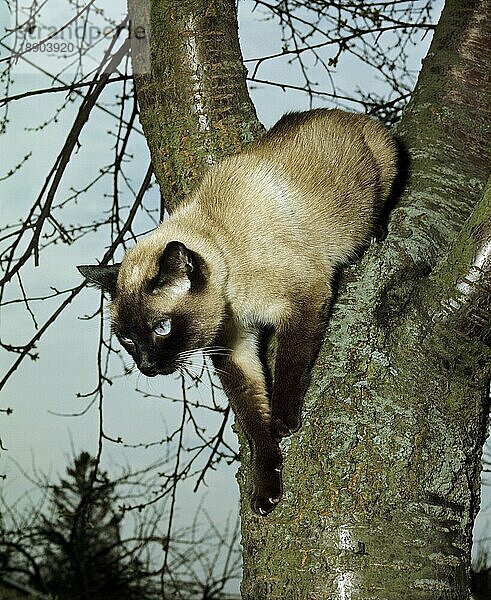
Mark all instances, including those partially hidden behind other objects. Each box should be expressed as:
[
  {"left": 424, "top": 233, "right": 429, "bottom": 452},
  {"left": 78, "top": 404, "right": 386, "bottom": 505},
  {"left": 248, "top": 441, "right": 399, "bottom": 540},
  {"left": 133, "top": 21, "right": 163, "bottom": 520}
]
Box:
[
  {"left": 178, "top": 346, "right": 231, "bottom": 359},
  {"left": 177, "top": 353, "right": 230, "bottom": 379},
  {"left": 123, "top": 362, "right": 137, "bottom": 376},
  {"left": 176, "top": 347, "right": 231, "bottom": 377},
  {"left": 177, "top": 358, "right": 217, "bottom": 382},
  {"left": 178, "top": 364, "right": 217, "bottom": 395},
  {"left": 178, "top": 359, "right": 208, "bottom": 380}
]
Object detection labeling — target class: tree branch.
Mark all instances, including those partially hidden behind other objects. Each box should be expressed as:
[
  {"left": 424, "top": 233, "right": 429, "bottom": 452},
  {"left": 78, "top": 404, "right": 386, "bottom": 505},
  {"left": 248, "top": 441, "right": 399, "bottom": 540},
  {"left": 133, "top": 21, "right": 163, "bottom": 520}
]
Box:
[
  {"left": 0, "top": 163, "right": 153, "bottom": 392},
  {"left": 126, "top": 0, "right": 263, "bottom": 212},
  {"left": 390, "top": 0, "right": 491, "bottom": 263},
  {"left": 0, "top": 37, "right": 130, "bottom": 288},
  {"left": 425, "top": 175, "right": 491, "bottom": 350}
]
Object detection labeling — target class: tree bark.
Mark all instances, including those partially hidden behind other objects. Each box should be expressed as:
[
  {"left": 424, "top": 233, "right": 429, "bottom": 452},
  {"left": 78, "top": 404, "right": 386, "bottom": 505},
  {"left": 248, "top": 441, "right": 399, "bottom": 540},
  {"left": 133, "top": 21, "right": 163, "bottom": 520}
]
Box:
[
  {"left": 239, "top": 1, "right": 491, "bottom": 598},
  {"left": 127, "top": 0, "right": 263, "bottom": 213},
  {"left": 127, "top": 0, "right": 491, "bottom": 597}
]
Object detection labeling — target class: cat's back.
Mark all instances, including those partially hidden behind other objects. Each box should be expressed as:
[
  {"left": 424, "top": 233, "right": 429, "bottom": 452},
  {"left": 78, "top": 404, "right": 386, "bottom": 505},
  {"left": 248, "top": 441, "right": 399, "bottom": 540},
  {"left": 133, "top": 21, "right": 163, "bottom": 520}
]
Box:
[
  {"left": 192, "top": 109, "right": 396, "bottom": 266},
  {"left": 251, "top": 108, "right": 397, "bottom": 207}
]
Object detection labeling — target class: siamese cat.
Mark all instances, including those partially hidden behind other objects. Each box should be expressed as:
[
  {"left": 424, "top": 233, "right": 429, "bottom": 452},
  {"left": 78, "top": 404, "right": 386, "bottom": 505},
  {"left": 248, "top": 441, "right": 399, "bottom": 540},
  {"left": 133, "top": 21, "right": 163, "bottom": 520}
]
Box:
[{"left": 78, "top": 108, "right": 397, "bottom": 516}]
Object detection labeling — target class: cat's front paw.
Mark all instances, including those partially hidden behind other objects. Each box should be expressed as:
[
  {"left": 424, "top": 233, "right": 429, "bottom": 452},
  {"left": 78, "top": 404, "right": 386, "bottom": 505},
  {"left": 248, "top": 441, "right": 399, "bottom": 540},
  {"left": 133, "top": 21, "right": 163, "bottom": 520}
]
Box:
[
  {"left": 271, "top": 414, "right": 301, "bottom": 441},
  {"left": 250, "top": 474, "right": 282, "bottom": 516},
  {"left": 250, "top": 455, "right": 283, "bottom": 516}
]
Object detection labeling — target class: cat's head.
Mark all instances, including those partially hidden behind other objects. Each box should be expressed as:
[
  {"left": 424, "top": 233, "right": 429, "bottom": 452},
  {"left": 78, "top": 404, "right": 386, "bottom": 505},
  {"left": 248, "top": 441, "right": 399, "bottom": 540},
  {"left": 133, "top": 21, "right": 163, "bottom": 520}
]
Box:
[{"left": 77, "top": 240, "right": 226, "bottom": 377}]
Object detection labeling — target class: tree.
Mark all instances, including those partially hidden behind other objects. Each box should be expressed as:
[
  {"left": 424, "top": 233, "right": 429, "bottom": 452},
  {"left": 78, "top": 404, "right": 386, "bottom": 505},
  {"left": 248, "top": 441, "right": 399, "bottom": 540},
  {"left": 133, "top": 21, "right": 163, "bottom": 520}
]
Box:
[
  {"left": 0, "top": 451, "right": 241, "bottom": 599},
  {"left": 125, "top": 0, "right": 490, "bottom": 598},
  {"left": 1, "top": 452, "right": 159, "bottom": 599}
]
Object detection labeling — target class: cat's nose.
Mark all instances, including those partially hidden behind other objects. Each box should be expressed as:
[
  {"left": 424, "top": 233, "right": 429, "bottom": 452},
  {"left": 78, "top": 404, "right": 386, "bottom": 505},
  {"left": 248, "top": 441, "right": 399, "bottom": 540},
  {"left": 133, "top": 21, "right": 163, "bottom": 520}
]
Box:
[{"left": 139, "top": 357, "right": 159, "bottom": 377}]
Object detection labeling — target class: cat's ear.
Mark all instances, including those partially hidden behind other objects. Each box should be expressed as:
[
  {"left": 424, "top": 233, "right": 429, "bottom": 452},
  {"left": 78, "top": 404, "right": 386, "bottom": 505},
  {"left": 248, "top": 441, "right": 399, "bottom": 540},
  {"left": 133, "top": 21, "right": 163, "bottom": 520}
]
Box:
[
  {"left": 153, "top": 241, "right": 206, "bottom": 292},
  {"left": 77, "top": 263, "right": 121, "bottom": 297}
]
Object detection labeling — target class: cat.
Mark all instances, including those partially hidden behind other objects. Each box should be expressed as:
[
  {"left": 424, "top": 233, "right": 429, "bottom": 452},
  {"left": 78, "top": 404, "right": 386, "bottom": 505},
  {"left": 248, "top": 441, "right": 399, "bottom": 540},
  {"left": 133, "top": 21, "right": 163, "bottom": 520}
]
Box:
[{"left": 78, "top": 108, "right": 397, "bottom": 516}]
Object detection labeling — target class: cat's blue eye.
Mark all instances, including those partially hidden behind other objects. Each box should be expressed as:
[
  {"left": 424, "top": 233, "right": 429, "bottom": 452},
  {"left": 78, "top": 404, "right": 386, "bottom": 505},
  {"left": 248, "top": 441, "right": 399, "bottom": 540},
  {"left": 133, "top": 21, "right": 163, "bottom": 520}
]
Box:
[{"left": 154, "top": 318, "right": 171, "bottom": 337}]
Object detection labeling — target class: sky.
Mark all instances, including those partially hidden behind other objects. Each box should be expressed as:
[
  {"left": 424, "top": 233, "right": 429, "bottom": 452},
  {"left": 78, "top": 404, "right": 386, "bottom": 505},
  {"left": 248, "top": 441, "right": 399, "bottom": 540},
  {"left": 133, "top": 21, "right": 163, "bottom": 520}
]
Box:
[{"left": 3, "top": 0, "right": 488, "bottom": 593}]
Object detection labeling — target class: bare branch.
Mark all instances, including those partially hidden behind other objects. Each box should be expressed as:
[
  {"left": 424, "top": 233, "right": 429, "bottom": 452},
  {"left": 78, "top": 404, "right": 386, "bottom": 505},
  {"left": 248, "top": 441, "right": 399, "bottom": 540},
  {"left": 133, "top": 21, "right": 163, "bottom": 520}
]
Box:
[{"left": 0, "top": 37, "right": 130, "bottom": 288}]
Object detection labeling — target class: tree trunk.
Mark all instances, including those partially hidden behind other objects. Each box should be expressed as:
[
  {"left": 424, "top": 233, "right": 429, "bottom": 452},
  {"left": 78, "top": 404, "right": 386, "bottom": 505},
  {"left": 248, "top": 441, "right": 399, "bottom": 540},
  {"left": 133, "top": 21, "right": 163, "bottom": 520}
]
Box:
[
  {"left": 127, "top": 0, "right": 491, "bottom": 597},
  {"left": 127, "top": 0, "right": 263, "bottom": 213}
]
